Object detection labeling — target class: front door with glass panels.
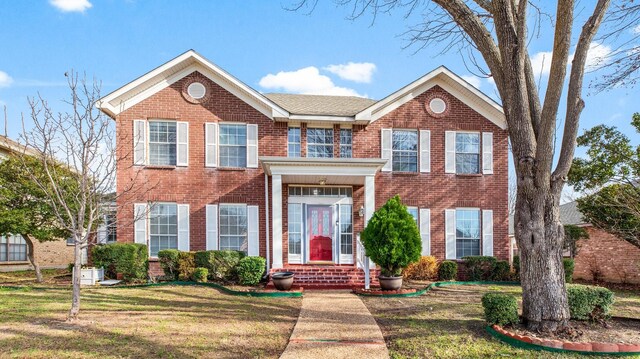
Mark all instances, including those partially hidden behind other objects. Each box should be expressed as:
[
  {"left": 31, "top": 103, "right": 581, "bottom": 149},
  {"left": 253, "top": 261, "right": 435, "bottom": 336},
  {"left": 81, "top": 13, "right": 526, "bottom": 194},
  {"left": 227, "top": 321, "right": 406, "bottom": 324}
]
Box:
[{"left": 307, "top": 205, "right": 333, "bottom": 261}]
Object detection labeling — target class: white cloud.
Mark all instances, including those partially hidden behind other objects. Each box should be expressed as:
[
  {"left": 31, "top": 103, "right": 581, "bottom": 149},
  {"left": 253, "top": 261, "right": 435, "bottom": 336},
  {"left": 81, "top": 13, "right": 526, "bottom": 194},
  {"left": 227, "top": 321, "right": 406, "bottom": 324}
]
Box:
[
  {"left": 324, "top": 62, "right": 376, "bottom": 83},
  {"left": 633, "top": 24, "right": 640, "bottom": 35},
  {"left": 460, "top": 75, "right": 482, "bottom": 89},
  {"left": 0, "top": 71, "right": 13, "bottom": 88},
  {"left": 585, "top": 42, "right": 612, "bottom": 70},
  {"left": 50, "top": 0, "right": 92, "bottom": 13},
  {"left": 530, "top": 51, "right": 554, "bottom": 78},
  {"left": 259, "top": 66, "right": 364, "bottom": 97}
]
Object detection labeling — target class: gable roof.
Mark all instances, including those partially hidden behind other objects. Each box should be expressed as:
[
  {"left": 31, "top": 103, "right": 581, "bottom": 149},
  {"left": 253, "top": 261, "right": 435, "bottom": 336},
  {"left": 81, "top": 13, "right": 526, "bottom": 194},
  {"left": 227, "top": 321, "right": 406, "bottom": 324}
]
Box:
[
  {"left": 0, "top": 135, "right": 40, "bottom": 157},
  {"left": 509, "top": 201, "right": 589, "bottom": 235},
  {"left": 264, "top": 93, "right": 376, "bottom": 117}
]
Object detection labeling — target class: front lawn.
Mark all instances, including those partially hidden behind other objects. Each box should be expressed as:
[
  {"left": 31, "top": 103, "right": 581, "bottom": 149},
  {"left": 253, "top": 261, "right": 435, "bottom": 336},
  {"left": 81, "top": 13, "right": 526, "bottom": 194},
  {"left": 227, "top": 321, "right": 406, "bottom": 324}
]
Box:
[
  {"left": 362, "top": 284, "right": 640, "bottom": 359},
  {"left": 0, "top": 285, "right": 301, "bottom": 358}
]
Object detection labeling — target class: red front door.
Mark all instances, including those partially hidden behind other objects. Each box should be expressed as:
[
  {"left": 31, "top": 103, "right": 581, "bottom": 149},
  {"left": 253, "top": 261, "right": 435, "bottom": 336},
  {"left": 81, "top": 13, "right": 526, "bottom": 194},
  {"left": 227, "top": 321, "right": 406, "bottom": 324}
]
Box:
[{"left": 308, "top": 205, "right": 333, "bottom": 261}]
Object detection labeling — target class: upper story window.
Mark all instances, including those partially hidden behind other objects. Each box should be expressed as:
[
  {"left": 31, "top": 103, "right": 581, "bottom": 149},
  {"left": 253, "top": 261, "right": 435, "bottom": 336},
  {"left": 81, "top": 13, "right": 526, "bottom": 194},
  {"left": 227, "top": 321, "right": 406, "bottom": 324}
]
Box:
[
  {"left": 149, "top": 203, "right": 178, "bottom": 257},
  {"left": 219, "top": 204, "right": 248, "bottom": 253},
  {"left": 148, "top": 121, "right": 177, "bottom": 166},
  {"left": 392, "top": 130, "right": 418, "bottom": 172},
  {"left": 455, "top": 133, "right": 480, "bottom": 174},
  {"left": 307, "top": 128, "right": 334, "bottom": 158},
  {"left": 0, "top": 235, "right": 27, "bottom": 262},
  {"left": 340, "top": 129, "right": 352, "bottom": 158},
  {"left": 288, "top": 127, "right": 301, "bottom": 157},
  {"left": 219, "top": 124, "right": 247, "bottom": 168},
  {"left": 456, "top": 209, "right": 480, "bottom": 258}
]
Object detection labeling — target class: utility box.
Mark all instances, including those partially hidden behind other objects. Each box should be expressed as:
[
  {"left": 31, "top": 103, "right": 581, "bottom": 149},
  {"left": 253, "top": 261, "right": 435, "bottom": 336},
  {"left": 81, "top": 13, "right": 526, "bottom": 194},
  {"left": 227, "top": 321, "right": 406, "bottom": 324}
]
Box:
[{"left": 73, "top": 267, "right": 104, "bottom": 286}]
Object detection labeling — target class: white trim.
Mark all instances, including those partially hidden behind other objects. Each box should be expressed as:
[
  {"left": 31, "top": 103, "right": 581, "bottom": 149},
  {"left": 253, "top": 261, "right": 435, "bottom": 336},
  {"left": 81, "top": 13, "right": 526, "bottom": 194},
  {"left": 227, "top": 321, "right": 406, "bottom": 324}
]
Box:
[
  {"left": 247, "top": 205, "right": 259, "bottom": 256},
  {"left": 419, "top": 130, "right": 431, "bottom": 173},
  {"left": 482, "top": 210, "right": 494, "bottom": 256},
  {"left": 134, "top": 203, "right": 147, "bottom": 245},
  {"left": 177, "top": 204, "right": 190, "bottom": 251},
  {"left": 133, "top": 120, "right": 146, "bottom": 166},
  {"left": 287, "top": 197, "right": 353, "bottom": 205},
  {"left": 445, "top": 209, "right": 456, "bottom": 259},
  {"left": 176, "top": 121, "right": 189, "bottom": 167},
  {"left": 420, "top": 208, "right": 431, "bottom": 256},
  {"left": 288, "top": 203, "right": 303, "bottom": 264},
  {"left": 206, "top": 204, "right": 218, "bottom": 250},
  {"left": 271, "top": 174, "right": 283, "bottom": 268},
  {"left": 482, "top": 132, "right": 494, "bottom": 175},
  {"left": 205, "top": 123, "right": 218, "bottom": 167},
  {"left": 247, "top": 124, "right": 259, "bottom": 168},
  {"left": 380, "top": 129, "right": 392, "bottom": 172},
  {"left": 445, "top": 131, "right": 456, "bottom": 174}
]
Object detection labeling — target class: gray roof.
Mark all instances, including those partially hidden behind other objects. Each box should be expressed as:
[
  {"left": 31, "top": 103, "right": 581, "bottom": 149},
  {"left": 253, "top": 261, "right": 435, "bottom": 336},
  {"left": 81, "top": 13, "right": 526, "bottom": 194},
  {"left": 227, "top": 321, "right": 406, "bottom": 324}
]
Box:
[
  {"left": 509, "top": 201, "right": 588, "bottom": 235},
  {"left": 264, "top": 93, "right": 377, "bottom": 116}
]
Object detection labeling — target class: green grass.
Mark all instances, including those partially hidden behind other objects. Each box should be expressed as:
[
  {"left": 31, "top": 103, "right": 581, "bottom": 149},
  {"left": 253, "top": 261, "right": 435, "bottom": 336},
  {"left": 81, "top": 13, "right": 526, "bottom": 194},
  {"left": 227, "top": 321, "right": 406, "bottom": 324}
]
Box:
[
  {"left": 362, "top": 284, "right": 640, "bottom": 359},
  {"left": 0, "top": 285, "right": 301, "bottom": 358}
]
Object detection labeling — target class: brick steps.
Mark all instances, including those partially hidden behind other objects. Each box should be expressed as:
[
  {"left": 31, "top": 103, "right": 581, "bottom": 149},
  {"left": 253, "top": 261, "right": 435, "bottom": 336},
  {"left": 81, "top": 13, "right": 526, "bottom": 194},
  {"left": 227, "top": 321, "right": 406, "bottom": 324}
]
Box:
[{"left": 269, "top": 266, "right": 380, "bottom": 288}]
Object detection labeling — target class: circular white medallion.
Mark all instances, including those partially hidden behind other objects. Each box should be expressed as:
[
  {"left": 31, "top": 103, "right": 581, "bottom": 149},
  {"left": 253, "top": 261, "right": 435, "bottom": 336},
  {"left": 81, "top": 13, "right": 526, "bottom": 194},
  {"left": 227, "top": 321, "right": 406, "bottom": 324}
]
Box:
[
  {"left": 187, "top": 82, "right": 206, "bottom": 99},
  {"left": 429, "top": 97, "right": 447, "bottom": 114}
]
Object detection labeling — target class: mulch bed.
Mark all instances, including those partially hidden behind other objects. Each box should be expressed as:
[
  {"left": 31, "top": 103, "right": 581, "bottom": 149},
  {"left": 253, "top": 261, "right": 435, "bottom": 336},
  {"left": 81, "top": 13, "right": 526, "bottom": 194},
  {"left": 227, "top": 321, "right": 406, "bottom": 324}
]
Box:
[
  {"left": 511, "top": 317, "right": 640, "bottom": 345},
  {"left": 353, "top": 287, "right": 419, "bottom": 295}
]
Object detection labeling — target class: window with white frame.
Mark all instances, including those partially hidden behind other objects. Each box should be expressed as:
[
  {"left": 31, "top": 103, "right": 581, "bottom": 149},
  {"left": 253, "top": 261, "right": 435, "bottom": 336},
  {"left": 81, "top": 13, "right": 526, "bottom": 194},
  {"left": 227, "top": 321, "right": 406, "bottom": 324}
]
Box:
[
  {"left": 307, "top": 128, "right": 334, "bottom": 158},
  {"left": 340, "top": 129, "right": 352, "bottom": 158},
  {"left": 106, "top": 211, "right": 117, "bottom": 243},
  {"left": 288, "top": 186, "right": 352, "bottom": 197},
  {"left": 0, "top": 235, "right": 27, "bottom": 262},
  {"left": 149, "top": 203, "right": 178, "bottom": 257},
  {"left": 339, "top": 204, "right": 353, "bottom": 255},
  {"left": 455, "top": 133, "right": 480, "bottom": 174},
  {"left": 219, "top": 124, "right": 247, "bottom": 168},
  {"left": 288, "top": 204, "right": 302, "bottom": 256},
  {"left": 407, "top": 207, "right": 419, "bottom": 226},
  {"left": 456, "top": 209, "right": 481, "bottom": 258},
  {"left": 148, "top": 121, "right": 177, "bottom": 166},
  {"left": 288, "top": 127, "right": 301, "bottom": 157},
  {"left": 219, "top": 204, "right": 248, "bottom": 252},
  {"left": 392, "top": 130, "right": 418, "bottom": 172}
]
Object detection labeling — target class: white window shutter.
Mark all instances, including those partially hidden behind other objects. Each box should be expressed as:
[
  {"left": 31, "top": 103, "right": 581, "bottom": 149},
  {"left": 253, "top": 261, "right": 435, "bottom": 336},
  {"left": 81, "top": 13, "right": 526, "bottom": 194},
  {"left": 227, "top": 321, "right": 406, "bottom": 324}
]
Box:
[
  {"left": 133, "top": 120, "right": 146, "bottom": 166},
  {"left": 445, "top": 131, "right": 456, "bottom": 174},
  {"left": 176, "top": 121, "right": 189, "bottom": 167},
  {"left": 381, "top": 128, "right": 392, "bottom": 172},
  {"left": 177, "top": 204, "right": 190, "bottom": 251},
  {"left": 445, "top": 209, "right": 456, "bottom": 259},
  {"left": 419, "top": 130, "right": 431, "bottom": 173},
  {"left": 97, "top": 222, "right": 107, "bottom": 244},
  {"left": 247, "top": 205, "right": 259, "bottom": 256},
  {"left": 206, "top": 204, "right": 218, "bottom": 250},
  {"left": 482, "top": 132, "right": 494, "bottom": 174},
  {"left": 247, "top": 124, "right": 259, "bottom": 168},
  {"left": 483, "top": 210, "right": 494, "bottom": 256},
  {"left": 205, "top": 123, "right": 218, "bottom": 167},
  {"left": 419, "top": 208, "right": 431, "bottom": 255},
  {"left": 134, "top": 203, "right": 147, "bottom": 245}
]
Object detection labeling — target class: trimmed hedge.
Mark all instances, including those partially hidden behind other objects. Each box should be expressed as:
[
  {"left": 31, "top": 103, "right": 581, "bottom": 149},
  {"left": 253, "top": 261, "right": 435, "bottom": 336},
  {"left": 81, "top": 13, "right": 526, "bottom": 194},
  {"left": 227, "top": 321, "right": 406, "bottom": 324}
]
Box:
[
  {"left": 92, "top": 243, "right": 148, "bottom": 282},
  {"left": 194, "top": 250, "right": 245, "bottom": 281},
  {"left": 563, "top": 258, "right": 575, "bottom": 283},
  {"left": 177, "top": 252, "right": 196, "bottom": 281},
  {"left": 236, "top": 256, "right": 266, "bottom": 285},
  {"left": 158, "top": 249, "right": 180, "bottom": 280},
  {"left": 567, "top": 284, "right": 614, "bottom": 321},
  {"left": 438, "top": 260, "right": 458, "bottom": 281},
  {"left": 482, "top": 292, "right": 519, "bottom": 326},
  {"left": 403, "top": 256, "right": 438, "bottom": 280},
  {"left": 463, "top": 256, "right": 497, "bottom": 281},
  {"left": 192, "top": 267, "right": 208, "bottom": 283},
  {"left": 492, "top": 260, "right": 512, "bottom": 281}
]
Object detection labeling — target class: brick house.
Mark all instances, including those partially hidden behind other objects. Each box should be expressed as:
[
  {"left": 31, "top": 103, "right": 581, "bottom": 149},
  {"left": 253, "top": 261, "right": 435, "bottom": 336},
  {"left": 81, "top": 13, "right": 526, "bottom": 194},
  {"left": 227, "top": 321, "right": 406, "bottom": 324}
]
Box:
[{"left": 98, "top": 50, "right": 508, "bottom": 287}]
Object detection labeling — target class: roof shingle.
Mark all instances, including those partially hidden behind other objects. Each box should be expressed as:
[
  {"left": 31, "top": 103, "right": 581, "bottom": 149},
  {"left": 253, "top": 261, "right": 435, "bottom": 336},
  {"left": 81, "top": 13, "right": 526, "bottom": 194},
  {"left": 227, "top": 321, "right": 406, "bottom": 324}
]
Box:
[{"left": 264, "top": 93, "right": 376, "bottom": 116}]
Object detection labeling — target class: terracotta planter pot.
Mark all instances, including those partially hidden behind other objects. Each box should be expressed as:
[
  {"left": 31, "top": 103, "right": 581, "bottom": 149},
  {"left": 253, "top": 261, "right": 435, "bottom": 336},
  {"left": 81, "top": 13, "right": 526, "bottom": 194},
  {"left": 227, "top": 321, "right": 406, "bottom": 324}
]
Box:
[
  {"left": 378, "top": 275, "right": 403, "bottom": 291},
  {"left": 272, "top": 272, "right": 294, "bottom": 291},
  {"left": 116, "top": 273, "right": 124, "bottom": 280}
]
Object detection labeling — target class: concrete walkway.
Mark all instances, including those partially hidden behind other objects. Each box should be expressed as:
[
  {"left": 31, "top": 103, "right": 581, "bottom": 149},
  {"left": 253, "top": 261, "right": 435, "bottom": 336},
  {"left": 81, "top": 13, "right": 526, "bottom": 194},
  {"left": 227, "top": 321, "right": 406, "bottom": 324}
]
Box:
[{"left": 280, "top": 291, "right": 389, "bottom": 359}]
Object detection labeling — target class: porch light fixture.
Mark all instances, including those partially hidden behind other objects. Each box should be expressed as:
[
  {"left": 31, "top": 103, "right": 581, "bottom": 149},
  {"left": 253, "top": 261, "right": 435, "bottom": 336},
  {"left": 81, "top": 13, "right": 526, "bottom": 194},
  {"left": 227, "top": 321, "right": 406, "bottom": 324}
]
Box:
[
  {"left": 358, "top": 206, "right": 364, "bottom": 217},
  {"left": 319, "top": 178, "right": 326, "bottom": 186}
]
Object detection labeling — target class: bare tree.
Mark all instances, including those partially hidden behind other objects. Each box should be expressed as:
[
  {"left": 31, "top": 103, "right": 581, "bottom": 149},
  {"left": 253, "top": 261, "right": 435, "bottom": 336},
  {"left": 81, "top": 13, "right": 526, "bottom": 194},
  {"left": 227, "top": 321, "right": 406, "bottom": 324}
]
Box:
[{"left": 289, "top": 0, "right": 639, "bottom": 331}]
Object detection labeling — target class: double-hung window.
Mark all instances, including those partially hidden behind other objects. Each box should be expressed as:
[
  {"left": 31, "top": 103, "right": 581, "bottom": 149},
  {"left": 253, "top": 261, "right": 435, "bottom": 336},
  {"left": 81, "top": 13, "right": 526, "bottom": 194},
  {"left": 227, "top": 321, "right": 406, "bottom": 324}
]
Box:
[
  {"left": 288, "top": 127, "right": 301, "bottom": 157},
  {"left": 219, "top": 124, "right": 247, "bottom": 168},
  {"left": 148, "top": 121, "right": 177, "bottom": 166},
  {"left": 340, "top": 129, "right": 352, "bottom": 158},
  {"left": 0, "top": 235, "right": 27, "bottom": 262},
  {"left": 455, "top": 133, "right": 480, "bottom": 174},
  {"left": 455, "top": 209, "right": 481, "bottom": 258},
  {"left": 307, "top": 128, "right": 334, "bottom": 158},
  {"left": 149, "top": 203, "right": 178, "bottom": 257},
  {"left": 392, "top": 130, "right": 418, "bottom": 172},
  {"left": 106, "top": 211, "right": 117, "bottom": 243},
  {"left": 219, "top": 204, "right": 248, "bottom": 252}
]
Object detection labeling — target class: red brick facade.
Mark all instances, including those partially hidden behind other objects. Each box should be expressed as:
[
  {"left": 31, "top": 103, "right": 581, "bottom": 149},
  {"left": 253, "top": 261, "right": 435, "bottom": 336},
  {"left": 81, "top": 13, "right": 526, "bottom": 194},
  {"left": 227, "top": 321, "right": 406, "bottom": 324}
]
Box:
[{"left": 113, "top": 65, "right": 509, "bottom": 282}]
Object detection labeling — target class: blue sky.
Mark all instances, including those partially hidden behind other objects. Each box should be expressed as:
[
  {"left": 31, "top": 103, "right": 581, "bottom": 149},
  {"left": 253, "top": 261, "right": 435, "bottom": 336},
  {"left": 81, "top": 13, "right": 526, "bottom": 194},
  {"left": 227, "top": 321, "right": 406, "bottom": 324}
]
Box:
[{"left": 0, "top": 0, "right": 638, "bottom": 196}]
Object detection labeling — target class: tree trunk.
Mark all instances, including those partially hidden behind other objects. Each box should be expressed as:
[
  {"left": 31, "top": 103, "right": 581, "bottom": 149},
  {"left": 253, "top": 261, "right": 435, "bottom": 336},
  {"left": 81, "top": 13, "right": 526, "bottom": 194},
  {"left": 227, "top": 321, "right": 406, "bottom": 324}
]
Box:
[
  {"left": 514, "top": 191, "right": 570, "bottom": 332},
  {"left": 68, "top": 241, "right": 82, "bottom": 321},
  {"left": 23, "top": 235, "right": 42, "bottom": 283}
]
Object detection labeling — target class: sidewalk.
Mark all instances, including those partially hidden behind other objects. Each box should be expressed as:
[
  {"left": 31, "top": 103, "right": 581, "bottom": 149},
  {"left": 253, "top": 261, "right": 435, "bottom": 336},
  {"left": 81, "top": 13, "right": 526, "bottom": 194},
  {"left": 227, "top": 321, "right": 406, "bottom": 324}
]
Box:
[{"left": 280, "top": 291, "right": 389, "bottom": 359}]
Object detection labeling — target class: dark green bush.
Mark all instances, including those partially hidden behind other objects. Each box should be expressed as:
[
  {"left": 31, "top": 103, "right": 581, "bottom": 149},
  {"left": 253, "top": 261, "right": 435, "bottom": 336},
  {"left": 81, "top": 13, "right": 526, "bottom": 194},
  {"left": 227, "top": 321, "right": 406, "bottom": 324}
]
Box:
[
  {"left": 463, "top": 256, "right": 497, "bottom": 281},
  {"left": 492, "top": 260, "right": 512, "bottom": 281},
  {"left": 236, "top": 256, "right": 266, "bottom": 285},
  {"left": 563, "top": 258, "right": 575, "bottom": 283},
  {"left": 177, "top": 252, "right": 196, "bottom": 281},
  {"left": 512, "top": 255, "right": 520, "bottom": 280},
  {"left": 92, "top": 243, "right": 148, "bottom": 282},
  {"left": 438, "top": 260, "right": 458, "bottom": 281},
  {"left": 194, "top": 250, "right": 245, "bottom": 281},
  {"left": 361, "top": 195, "right": 421, "bottom": 277},
  {"left": 567, "top": 284, "right": 614, "bottom": 321},
  {"left": 192, "top": 267, "right": 208, "bottom": 283},
  {"left": 158, "top": 249, "right": 180, "bottom": 280},
  {"left": 482, "top": 292, "right": 519, "bottom": 326}
]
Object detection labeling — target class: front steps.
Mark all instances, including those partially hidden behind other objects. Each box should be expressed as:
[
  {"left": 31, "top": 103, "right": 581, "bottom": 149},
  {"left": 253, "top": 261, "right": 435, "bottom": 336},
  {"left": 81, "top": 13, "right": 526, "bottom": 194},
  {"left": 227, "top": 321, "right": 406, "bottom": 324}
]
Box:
[{"left": 268, "top": 265, "right": 380, "bottom": 289}]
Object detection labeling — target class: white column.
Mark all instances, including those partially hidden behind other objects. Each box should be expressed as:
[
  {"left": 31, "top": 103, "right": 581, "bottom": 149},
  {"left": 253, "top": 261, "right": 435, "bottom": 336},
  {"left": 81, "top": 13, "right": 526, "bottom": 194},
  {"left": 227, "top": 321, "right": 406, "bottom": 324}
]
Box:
[
  {"left": 271, "top": 174, "right": 283, "bottom": 269},
  {"left": 364, "top": 175, "right": 375, "bottom": 224}
]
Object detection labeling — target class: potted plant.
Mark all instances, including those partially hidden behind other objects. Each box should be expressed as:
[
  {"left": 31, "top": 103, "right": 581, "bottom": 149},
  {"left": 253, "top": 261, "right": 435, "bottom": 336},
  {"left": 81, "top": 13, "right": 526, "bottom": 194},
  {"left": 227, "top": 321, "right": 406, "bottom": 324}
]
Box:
[
  {"left": 361, "top": 195, "right": 421, "bottom": 290},
  {"left": 271, "top": 271, "right": 295, "bottom": 291}
]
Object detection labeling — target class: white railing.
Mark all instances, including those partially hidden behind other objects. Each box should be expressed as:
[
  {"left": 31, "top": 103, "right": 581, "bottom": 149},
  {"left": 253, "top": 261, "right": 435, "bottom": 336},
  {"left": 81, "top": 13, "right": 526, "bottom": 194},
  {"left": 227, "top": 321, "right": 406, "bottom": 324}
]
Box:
[{"left": 356, "top": 234, "right": 370, "bottom": 289}]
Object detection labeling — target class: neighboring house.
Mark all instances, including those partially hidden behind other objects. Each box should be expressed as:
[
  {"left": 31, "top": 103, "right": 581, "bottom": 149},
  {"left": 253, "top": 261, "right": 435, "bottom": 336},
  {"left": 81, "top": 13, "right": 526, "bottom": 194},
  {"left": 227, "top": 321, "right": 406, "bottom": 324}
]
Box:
[
  {"left": 98, "top": 50, "right": 509, "bottom": 287},
  {"left": 0, "top": 135, "right": 76, "bottom": 272}
]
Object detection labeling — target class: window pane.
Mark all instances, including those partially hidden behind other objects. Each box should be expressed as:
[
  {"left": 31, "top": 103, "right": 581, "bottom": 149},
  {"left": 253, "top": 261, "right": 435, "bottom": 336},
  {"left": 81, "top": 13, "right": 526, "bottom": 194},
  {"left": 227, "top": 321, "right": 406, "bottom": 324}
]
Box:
[
  {"left": 288, "top": 204, "right": 302, "bottom": 255},
  {"left": 340, "top": 129, "right": 352, "bottom": 158},
  {"left": 307, "top": 128, "right": 334, "bottom": 158},
  {"left": 149, "top": 204, "right": 178, "bottom": 257},
  {"left": 455, "top": 133, "right": 480, "bottom": 174},
  {"left": 392, "top": 130, "right": 418, "bottom": 172},
  {"left": 340, "top": 205, "right": 353, "bottom": 255},
  {"left": 148, "top": 122, "right": 177, "bottom": 166},
  {"left": 219, "top": 124, "right": 247, "bottom": 167},
  {"left": 407, "top": 207, "right": 419, "bottom": 225},
  {"left": 455, "top": 209, "right": 480, "bottom": 259},
  {"left": 220, "top": 205, "right": 248, "bottom": 253}
]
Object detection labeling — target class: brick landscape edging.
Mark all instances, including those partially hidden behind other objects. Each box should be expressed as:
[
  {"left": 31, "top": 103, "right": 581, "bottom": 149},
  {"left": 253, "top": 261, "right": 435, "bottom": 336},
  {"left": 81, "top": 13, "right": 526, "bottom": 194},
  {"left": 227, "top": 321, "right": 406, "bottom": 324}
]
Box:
[
  {"left": 488, "top": 324, "right": 640, "bottom": 356},
  {"left": 353, "top": 280, "right": 520, "bottom": 298}
]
